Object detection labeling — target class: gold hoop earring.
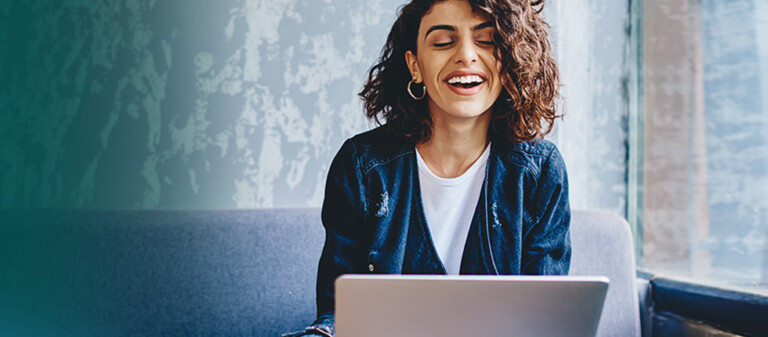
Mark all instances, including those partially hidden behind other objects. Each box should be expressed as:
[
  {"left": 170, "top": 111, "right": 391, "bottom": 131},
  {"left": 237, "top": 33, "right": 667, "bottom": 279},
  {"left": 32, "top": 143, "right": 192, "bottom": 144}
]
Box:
[{"left": 407, "top": 79, "right": 426, "bottom": 100}]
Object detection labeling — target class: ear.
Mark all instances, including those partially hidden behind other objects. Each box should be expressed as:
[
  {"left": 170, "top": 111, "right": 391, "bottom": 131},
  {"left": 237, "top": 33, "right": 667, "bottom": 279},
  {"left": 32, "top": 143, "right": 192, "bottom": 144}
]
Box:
[{"left": 405, "top": 50, "right": 422, "bottom": 83}]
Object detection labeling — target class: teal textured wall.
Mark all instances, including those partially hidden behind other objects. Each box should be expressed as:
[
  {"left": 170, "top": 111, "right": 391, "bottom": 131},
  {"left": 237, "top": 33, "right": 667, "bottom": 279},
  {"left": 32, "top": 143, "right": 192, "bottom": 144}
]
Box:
[
  {"left": 0, "top": 0, "right": 630, "bottom": 212},
  {"left": 1, "top": 0, "right": 389, "bottom": 209}
]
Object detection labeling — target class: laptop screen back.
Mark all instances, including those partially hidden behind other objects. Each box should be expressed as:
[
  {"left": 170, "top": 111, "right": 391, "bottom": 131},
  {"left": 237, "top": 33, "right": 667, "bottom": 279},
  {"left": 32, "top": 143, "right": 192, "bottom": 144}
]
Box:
[{"left": 335, "top": 275, "right": 609, "bottom": 337}]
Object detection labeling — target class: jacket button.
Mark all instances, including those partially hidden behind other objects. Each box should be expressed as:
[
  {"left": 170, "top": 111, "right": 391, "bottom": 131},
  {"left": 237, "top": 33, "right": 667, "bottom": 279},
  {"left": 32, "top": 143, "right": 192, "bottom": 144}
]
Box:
[{"left": 368, "top": 264, "right": 375, "bottom": 272}]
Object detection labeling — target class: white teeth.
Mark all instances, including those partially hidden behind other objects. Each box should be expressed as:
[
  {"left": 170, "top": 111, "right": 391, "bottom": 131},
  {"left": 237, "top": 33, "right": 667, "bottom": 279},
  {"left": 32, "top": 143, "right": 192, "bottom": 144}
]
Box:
[{"left": 448, "top": 75, "right": 483, "bottom": 84}]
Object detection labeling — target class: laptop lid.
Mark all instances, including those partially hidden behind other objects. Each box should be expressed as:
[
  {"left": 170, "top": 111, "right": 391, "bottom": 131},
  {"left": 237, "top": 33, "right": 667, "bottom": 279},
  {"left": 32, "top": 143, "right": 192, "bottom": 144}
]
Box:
[{"left": 335, "top": 275, "right": 609, "bottom": 337}]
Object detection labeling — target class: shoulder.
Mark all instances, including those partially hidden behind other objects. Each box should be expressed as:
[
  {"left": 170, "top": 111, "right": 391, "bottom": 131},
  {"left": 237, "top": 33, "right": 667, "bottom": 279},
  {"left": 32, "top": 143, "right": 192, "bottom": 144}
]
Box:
[
  {"left": 492, "top": 138, "right": 565, "bottom": 179},
  {"left": 340, "top": 125, "right": 414, "bottom": 175}
]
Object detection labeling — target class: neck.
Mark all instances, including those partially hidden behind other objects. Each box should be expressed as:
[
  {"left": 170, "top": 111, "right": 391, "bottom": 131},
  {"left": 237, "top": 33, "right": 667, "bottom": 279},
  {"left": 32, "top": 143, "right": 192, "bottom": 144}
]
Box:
[{"left": 416, "top": 109, "right": 491, "bottom": 179}]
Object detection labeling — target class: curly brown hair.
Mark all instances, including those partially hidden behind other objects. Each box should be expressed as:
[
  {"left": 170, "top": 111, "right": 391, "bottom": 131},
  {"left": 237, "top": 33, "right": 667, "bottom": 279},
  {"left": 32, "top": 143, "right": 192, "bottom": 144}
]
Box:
[{"left": 359, "top": 0, "right": 562, "bottom": 144}]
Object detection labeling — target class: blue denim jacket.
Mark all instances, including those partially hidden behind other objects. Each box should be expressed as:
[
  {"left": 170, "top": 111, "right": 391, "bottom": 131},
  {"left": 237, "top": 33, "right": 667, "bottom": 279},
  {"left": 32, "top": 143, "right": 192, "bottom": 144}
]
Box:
[{"left": 307, "top": 126, "right": 571, "bottom": 335}]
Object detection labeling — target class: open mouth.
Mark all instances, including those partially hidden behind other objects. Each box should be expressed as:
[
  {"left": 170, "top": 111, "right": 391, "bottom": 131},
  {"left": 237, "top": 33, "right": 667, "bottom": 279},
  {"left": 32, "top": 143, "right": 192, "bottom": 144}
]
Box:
[{"left": 447, "top": 75, "right": 484, "bottom": 88}]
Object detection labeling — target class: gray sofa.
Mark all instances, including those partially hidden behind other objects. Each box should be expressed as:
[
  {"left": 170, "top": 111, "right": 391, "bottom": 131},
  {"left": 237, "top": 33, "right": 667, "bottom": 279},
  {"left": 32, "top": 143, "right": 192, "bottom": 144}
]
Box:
[{"left": 0, "top": 209, "right": 640, "bottom": 336}]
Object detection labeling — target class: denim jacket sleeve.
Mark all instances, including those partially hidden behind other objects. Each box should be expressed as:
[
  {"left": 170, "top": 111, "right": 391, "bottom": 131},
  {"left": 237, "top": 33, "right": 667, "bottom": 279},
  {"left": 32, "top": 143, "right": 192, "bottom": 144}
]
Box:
[
  {"left": 313, "top": 139, "right": 370, "bottom": 335},
  {"left": 522, "top": 145, "right": 571, "bottom": 275}
]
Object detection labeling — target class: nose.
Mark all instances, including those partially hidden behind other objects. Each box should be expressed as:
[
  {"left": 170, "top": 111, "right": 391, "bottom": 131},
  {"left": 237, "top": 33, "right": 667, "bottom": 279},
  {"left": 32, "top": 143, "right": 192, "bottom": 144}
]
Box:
[{"left": 453, "top": 38, "right": 478, "bottom": 64}]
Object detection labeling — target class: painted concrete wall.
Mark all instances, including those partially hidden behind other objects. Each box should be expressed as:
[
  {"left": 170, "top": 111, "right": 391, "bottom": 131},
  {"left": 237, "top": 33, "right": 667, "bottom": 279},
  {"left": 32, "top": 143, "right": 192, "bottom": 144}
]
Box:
[
  {"left": 0, "top": 0, "right": 629, "bottom": 213},
  {"left": 547, "top": 0, "right": 630, "bottom": 215}
]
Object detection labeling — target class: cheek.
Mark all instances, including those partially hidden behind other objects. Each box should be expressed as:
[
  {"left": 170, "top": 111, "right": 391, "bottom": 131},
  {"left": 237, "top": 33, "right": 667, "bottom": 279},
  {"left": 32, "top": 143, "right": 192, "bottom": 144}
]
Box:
[
  {"left": 479, "top": 52, "right": 501, "bottom": 75},
  {"left": 485, "top": 57, "right": 503, "bottom": 87},
  {"left": 418, "top": 57, "right": 443, "bottom": 82},
  {"left": 486, "top": 59, "right": 504, "bottom": 97},
  {"left": 490, "top": 57, "right": 502, "bottom": 75}
]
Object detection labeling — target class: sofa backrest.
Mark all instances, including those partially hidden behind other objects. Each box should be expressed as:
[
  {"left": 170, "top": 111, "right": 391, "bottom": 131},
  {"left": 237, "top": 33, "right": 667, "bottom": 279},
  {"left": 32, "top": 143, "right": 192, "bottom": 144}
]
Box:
[
  {"left": 1, "top": 208, "right": 639, "bottom": 337},
  {"left": 569, "top": 210, "right": 642, "bottom": 337},
  {"left": 1, "top": 209, "right": 324, "bottom": 337}
]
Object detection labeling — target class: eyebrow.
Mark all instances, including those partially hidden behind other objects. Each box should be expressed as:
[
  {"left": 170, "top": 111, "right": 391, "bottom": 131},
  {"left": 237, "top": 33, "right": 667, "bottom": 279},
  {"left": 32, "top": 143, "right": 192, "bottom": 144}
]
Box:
[{"left": 424, "top": 21, "right": 494, "bottom": 40}]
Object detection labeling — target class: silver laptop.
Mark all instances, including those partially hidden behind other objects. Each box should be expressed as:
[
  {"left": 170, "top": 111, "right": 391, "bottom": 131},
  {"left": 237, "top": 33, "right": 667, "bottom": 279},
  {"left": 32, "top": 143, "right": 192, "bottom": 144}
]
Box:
[{"left": 335, "top": 275, "right": 609, "bottom": 337}]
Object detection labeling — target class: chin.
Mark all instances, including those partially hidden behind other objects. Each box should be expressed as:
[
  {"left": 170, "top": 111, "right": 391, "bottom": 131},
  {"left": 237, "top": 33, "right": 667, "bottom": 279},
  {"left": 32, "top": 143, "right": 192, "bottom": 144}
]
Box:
[
  {"left": 428, "top": 95, "right": 495, "bottom": 120},
  {"left": 446, "top": 102, "right": 493, "bottom": 119}
]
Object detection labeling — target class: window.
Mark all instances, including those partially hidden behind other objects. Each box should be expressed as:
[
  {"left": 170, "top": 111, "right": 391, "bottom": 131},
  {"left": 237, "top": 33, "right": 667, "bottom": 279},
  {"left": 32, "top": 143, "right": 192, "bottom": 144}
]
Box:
[{"left": 630, "top": 0, "right": 768, "bottom": 293}]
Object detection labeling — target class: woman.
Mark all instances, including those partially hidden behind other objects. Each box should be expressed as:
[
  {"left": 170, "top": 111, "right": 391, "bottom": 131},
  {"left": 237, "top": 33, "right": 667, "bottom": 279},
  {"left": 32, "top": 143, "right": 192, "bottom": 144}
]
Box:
[{"left": 287, "top": 0, "right": 568, "bottom": 336}]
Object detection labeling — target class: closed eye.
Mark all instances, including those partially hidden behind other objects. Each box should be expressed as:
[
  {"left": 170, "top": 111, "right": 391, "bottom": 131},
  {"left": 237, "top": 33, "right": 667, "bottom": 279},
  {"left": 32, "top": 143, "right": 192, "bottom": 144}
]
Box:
[{"left": 433, "top": 41, "right": 455, "bottom": 48}]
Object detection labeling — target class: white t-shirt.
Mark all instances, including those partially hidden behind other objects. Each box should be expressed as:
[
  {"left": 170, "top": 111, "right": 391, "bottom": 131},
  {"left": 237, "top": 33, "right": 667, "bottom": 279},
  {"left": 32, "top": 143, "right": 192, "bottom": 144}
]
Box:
[{"left": 415, "top": 143, "right": 491, "bottom": 275}]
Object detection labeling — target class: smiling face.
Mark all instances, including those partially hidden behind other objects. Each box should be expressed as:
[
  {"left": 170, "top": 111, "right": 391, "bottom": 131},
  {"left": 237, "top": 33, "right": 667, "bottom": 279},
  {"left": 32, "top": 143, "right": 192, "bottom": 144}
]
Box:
[{"left": 405, "top": 0, "right": 504, "bottom": 124}]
